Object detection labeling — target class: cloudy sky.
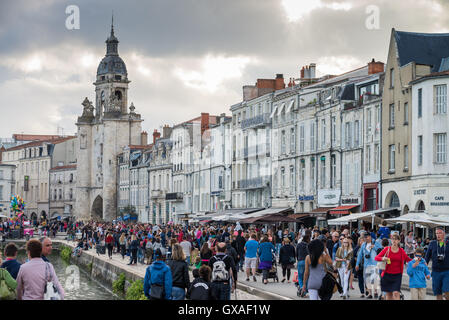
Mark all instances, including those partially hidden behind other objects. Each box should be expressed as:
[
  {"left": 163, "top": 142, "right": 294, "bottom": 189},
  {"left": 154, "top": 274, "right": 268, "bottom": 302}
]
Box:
[{"left": 0, "top": 0, "right": 448, "bottom": 137}]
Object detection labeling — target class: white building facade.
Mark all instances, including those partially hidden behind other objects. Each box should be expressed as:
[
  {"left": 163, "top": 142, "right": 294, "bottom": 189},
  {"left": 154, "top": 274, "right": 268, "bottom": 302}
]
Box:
[
  {"left": 409, "top": 73, "right": 449, "bottom": 216},
  {"left": 0, "top": 164, "right": 15, "bottom": 217}
]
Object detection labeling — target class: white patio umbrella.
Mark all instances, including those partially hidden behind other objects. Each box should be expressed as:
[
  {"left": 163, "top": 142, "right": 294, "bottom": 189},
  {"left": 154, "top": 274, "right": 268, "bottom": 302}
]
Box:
[
  {"left": 428, "top": 215, "right": 449, "bottom": 224},
  {"left": 385, "top": 212, "right": 449, "bottom": 228}
]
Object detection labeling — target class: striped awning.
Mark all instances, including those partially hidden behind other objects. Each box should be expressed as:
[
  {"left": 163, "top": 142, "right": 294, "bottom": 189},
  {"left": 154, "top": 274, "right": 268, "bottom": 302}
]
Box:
[{"left": 328, "top": 205, "right": 359, "bottom": 215}]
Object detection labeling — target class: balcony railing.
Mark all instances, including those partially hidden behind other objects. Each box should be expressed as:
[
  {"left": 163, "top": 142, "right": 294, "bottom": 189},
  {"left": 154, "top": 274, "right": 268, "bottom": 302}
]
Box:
[
  {"left": 362, "top": 93, "right": 381, "bottom": 104},
  {"left": 241, "top": 113, "right": 271, "bottom": 130},
  {"left": 239, "top": 176, "right": 270, "bottom": 189},
  {"left": 165, "top": 192, "right": 183, "bottom": 201},
  {"left": 151, "top": 190, "right": 163, "bottom": 198},
  {"left": 242, "top": 144, "right": 269, "bottom": 159}
]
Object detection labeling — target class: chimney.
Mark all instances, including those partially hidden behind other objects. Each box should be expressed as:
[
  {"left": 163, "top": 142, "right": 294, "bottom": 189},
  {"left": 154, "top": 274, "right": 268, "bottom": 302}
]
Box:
[
  {"left": 309, "top": 63, "right": 316, "bottom": 79},
  {"left": 275, "top": 74, "right": 285, "bottom": 90},
  {"left": 201, "top": 113, "right": 210, "bottom": 136},
  {"left": 152, "top": 129, "right": 161, "bottom": 144},
  {"left": 162, "top": 125, "right": 172, "bottom": 139},
  {"left": 243, "top": 85, "right": 258, "bottom": 101},
  {"left": 140, "top": 131, "right": 148, "bottom": 145},
  {"left": 368, "top": 58, "right": 384, "bottom": 75},
  {"left": 300, "top": 66, "right": 305, "bottom": 79},
  {"left": 288, "top": 78, "right": 293, "bottom": 88}
]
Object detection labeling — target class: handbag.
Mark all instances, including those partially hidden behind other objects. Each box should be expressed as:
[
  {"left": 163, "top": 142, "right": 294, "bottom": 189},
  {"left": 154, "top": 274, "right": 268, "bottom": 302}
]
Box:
[
  {"left": 0, "top": 269, "right": 16, "bottom": 300},
  {"left": 44, "top": 262, "right": 61, "bottom": 300},
  {"left": 377, "top": 247, "right": 390, "bottom": 271},
  {"left": 318, "top": 271, "right": 342, "bottom": 300},
  {"left": 149, "top": 267, "right": 166, "bottom": 300},
  {"left": 150, "top": 283, "right": 165, "bottom": 300}
]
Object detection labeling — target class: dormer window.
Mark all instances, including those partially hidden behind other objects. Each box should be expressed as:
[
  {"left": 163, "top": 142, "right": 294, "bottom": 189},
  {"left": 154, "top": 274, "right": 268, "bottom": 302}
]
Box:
[
  {"left": 101, "top": 76, "right": 105, "bottom": 81},
  {"left": 115, "top": 75, "right": 122, "bottom": 81}
]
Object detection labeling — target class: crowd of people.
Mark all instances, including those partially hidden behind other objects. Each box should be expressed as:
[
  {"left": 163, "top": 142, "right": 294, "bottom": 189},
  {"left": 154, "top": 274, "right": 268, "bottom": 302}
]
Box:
[
  {"left": 0, "top": 217, "right": 71, "bottom": 241},
  {"left": 1, "top": 217, "right": 448, "bottom": 301},
  {"left": 58, "top": 219, "right": 449, "bottom": 301}
]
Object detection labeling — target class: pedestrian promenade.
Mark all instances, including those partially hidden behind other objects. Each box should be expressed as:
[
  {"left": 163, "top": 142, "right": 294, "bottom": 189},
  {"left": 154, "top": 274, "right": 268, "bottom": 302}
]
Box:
[
  {"left": 54, "top": 236, "right": 262, "bottom": 300},
  {"left": 51, "top": 231, "right": 440, "bottom": 300},
  {"left": 235, "top": 258, "right": 438, "bottom": 300}
]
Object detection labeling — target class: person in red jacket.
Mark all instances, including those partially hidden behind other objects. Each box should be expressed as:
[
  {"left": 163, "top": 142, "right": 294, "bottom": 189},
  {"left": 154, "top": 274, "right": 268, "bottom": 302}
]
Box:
[
  {"left": 375, "top": 233, "right": 412, "bottom": 300},
  {"left": 105, "top": 232, "right": 114, "bottom": 259}
]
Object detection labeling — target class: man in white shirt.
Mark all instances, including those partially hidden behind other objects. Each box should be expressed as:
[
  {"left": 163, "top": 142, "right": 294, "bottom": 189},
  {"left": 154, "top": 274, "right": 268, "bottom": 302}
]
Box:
[{"left": 180, "top": 237, "right": 192, "bottom": 265}]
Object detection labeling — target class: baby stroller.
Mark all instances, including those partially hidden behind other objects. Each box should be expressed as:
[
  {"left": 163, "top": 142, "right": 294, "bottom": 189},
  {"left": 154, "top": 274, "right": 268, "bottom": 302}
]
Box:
[{"left": 267, "top": 252, "right": 279, "bottom": 282}]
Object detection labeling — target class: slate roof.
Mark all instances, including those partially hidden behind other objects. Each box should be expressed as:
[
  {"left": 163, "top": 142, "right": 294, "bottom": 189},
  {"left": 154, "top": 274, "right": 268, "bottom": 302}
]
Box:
[
  {"left": 394, "top": 30, "right": 449, "bottom": 72},
  {"left": 12, "top": 134, "right": 62, "bottom": 141},
  {"left": 5, "top": 136, "right": 75, "bottom": 151},
  {"left": 409, "top": 70, "right": 449, "bottom": 85},
  {"left": 340, "top": 83, "right": 355, "bottom": 100}
]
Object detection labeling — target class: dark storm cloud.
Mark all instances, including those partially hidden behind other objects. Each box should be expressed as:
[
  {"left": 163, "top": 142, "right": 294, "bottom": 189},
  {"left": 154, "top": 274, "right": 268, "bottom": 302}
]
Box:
[
  {"left": 0, "top": 0, "right": 288, "bottom": 57},
  {"left": 1, "top": 0, "right": 449, "bottom": 137}
]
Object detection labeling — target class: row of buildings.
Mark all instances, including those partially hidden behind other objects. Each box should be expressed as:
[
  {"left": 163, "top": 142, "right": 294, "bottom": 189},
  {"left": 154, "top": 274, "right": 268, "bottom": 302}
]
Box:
[
  {"left": 0, "top": 135, "right": 77, "bottom": 220},
  {"left": 112, "top": 28, "right": 449, "bottom": 228},
  {"left": 2, "top": 26, "right": 449, "bottom": 230}
]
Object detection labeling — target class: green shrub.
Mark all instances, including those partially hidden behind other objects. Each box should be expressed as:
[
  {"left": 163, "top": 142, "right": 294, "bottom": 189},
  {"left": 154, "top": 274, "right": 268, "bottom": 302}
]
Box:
[
  {"left": 112, "top": 273, "right": 126, "bottom": 295},
  {"left": 125, "top": 279, "right": 147, "bottom": 300},
  {"left": 87, "top": 262, "right": 93, "bottom": 273},
  {"left": 60, "top": 246, "right": 72, "bottom": 264}
]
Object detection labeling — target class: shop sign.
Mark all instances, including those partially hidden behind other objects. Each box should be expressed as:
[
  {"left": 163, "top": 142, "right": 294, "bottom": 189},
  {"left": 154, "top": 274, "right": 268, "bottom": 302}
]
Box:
[
  {"left": 341, "top": 197, "right": 359, "bottom": 204},
  {"left": 318, "top": 189, "right": 341, "bottom": 206},
  {"left": 298, "top": 195, "right": 314, "bottom": 201},
  {"left": 430, "top": 196, "right": 449, "bottom": 207},
  {"left": 413, "top": 189, "right": 426, "bottom": 196}
]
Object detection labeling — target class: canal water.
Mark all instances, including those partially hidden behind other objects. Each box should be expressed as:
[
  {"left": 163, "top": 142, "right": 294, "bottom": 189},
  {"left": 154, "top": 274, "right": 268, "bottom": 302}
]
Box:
[{"left": 11, "top": 247, "right": 119, "bottom": 300}]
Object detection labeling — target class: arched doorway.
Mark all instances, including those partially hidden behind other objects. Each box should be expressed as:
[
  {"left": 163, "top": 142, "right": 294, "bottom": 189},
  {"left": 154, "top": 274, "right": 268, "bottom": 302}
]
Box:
[
  {"left": 91, "top": 196, "right": 103, "bottom": 221},
  {"left": 403, "top": 205, "right": 410, "bottom": 215},
  {"left": 385, "top": 191, "right": 400, "bottom": 209},
  {"left": 416, "top": 200, "right": 425, "bottom": 211}
]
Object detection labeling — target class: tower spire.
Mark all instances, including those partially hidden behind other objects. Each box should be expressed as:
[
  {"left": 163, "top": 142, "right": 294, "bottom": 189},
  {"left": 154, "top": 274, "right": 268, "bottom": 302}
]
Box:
[
  {"left": 111, "top": 11, "right": 114, "bottom": 37},
  {"left": 106, "top": 12, "right": 118, "bottom": 56}
]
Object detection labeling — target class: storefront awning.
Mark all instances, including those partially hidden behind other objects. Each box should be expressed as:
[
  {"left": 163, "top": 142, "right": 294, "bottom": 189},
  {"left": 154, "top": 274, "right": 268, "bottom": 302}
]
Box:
[
  {"left": 240, "top": 213, "right": 297, "bottom": 224},
  {"left": 327, "top": 208, "right": 399, "bottom": 225},
  {"left": 290, "top": 213, "right": 310, "bottom": 220},
  {"left": 385, "top": 212, "right": 449, "bottom": 228},
  {"left": 329, "top": 205, "right": 359, "bottom": 215},
  {"left": 242, "top": 207, "right": 293, "bottom": 218},
  {"left": 310, "top": 207, "right": 336, "bottom": 214},
  {"left": 239, "top": 207, "right": 294, "bottom": 223}
]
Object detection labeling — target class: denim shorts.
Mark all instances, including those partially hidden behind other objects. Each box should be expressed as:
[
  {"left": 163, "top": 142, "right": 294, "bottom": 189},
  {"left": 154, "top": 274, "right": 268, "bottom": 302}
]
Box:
[{"left": 431, "top": 269, "right": 449, "bottom": 295}]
